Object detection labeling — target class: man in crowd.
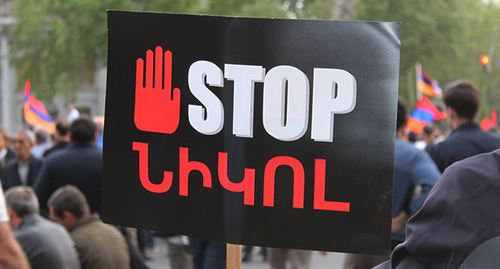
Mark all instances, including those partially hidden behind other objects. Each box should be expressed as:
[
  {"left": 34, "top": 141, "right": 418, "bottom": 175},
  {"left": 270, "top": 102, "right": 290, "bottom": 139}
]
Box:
[
  {"left": 48, "top": 185, "right": 130, "bottom": 269},
  {"left": 34, "top": 117, "right": 102, "bottom": 216},
  {"left": 67, "top": 104, "right": 80, "bottom": 123},
  {"left": 43, "top": 119, "right": 71, "bottom": 157},
  {"left": 0, "top": 184, "right": 30, "bottom": 269},
  {"left": 5, "top": 186, "right": 80, "bottom": 269},
  {"left": 1, "top": 130, "right": 44, "bottom": 190},
  {"left": 343, "top": 98, "right": 441, "bottom": 269},
  {"left": 374, "top": 148, "right": 500, "bottom": 268},
  {"left": 30, "top": 128, "right": 52, "bottom": 159},
  {"left": 430, "top": 80, "right": 500, "bottom": 172}
]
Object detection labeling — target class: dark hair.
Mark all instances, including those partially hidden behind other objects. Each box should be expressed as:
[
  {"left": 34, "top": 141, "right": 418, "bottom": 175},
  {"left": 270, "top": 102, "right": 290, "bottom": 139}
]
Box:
[
  {"left": 444, "top": 80, "right": 480, "bottom": 120},
  {"left": 47, "top": 185, "right": 90, "bottom": 219},
  {"left": 35, "top": 128, "right": 49, "bottom": 143},
  {"left": 55, "top": 119, "right": 70, "bottom": 136},
  {"left": 5, "top": 187, "right": 39, "bottom": 218},
  {"left": 70, "top": 117, "right": 96, "bottom": 143},
  {"left": 397, "top": 97, "right": 407, "bottom": 131},
  {"left": 423, "top": 125, "right": 434, "bottom": 136}
]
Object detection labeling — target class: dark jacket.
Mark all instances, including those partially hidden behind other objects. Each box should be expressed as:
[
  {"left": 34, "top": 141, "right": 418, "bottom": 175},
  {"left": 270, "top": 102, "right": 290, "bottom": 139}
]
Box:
[
  {"left": 15, "top": 214, "right": 80, "bottom": 269},
  {"left": 429, "top": 122, "right": 500, "bottom": 173},
  {"left": 43, "top": 141, "right": 70, "bottom": 158},
  {"left": 34, "top": 142, "right": 103, "bottom": 216},
  {"left": 0, "top": 148, "right": 15, "bottom": 168},
  {"left": 375, "top": 149, "right": 500, "bottom": 269},
  {"left": 1, "top": 156, "right": 44, "bottom": 190}
]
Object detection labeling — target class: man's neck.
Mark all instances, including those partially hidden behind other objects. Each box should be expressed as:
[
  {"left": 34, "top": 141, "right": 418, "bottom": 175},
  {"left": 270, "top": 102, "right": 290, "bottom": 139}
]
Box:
[
  {"left": 17, "top": 155, "right": 30, "bottom": 163},
  {"left": 452, "top": 118, "right": 472, "bottom": 130}
]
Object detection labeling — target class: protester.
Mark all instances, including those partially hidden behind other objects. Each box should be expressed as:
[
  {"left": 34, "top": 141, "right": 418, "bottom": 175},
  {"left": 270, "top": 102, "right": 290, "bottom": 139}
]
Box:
[
  {"left": 166, "top": 235, "right": 194, "bottom": 269},
  {"left": 43, "top": 119, "right": 70, "bottom": 157},
  {"left": 0, "top": 184, "right": 30, "bottom": 269},
  {"left": 242, "top": 245, "right": 267, "bottom": 262},
  {"left": 343, "top": 98, "right": 441, "bottom": 269},
  {"left": 93, "top": 116, "right": 104, "bottom": 149},
  {"left": 188, "top": 237, "right": 226, "bottom": 269},
  {"left": 422, "top": 125, "right": 441, "bottom": 153},
  {"left": 429, "top": 80, "right": 500, "bottom": 172},
  {"left": 67, "top": 104, "right": 80, "bottom": 123},
  {"left": 268, "top": 248, "right": 313, "bottom": 269},
  {"left": 1, "top": 130, "right": 44, "bottom": 190},
  {"left": 5, "top": 186, "right": 80, "bottom": 269},
  {"left": 34, "top": 117, "right": 102, "bottom": 216},
  {"left": 30, "top": 128, "right": 52, "bottom": 159},
  {"left": 374, "top": 148, "right": 500, "bottom": 268},
  {"left": 48, "top": 185, "right": 130, "bottom": 269},
  {"left": 0, "top": 127, "right": 15, "bottom": 172}
]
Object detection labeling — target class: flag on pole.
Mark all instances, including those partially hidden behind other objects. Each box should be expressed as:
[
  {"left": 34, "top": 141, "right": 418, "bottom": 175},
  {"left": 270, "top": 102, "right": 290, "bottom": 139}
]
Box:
[
  {"left": 23, "top": 79, "right": 55, "bottom": 133},
  {"left": 407, "top": 96, "right": 446, "bottom": 133},
  {"left": 416, "top": 63, "right": 442, "bottom": 98}
]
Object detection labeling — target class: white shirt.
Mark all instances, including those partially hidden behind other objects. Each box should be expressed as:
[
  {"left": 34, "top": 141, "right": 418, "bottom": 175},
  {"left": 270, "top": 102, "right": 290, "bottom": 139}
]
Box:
[
  {"left": 0, "top": 185, "right": 9, "bottom": 223},
  {"left": 67, "top": 108, "right": 80, "bottom": 123}
]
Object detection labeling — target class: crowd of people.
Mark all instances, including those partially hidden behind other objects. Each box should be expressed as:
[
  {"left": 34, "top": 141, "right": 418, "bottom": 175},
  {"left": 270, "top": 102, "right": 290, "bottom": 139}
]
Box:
[{"left": 1, "top": 78, "right": 500, "bottom": 269}]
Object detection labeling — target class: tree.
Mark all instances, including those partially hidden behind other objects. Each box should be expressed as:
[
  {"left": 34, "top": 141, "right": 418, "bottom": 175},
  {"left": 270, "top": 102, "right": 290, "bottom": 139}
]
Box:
[
  {"left": 11, "top": 0, "right": 134, "bottom": 100},
  {"left": 355, "top": 0, "right": 499, "bottom": 118}
]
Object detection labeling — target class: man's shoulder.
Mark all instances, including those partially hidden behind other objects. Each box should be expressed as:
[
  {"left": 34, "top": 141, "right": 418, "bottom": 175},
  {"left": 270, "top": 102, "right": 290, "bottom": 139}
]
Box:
[
  {"left": 71, "top": 216, "right": 123, "bottom": 245},
  {"left": 445, "top": 149, "right": 500, "bottom": 182},
  {"left": 395, "top": 139, "right": 431, "bottom": 163},
  {"left": 3, "top": 158, "right": 18, "bottom": 169}
]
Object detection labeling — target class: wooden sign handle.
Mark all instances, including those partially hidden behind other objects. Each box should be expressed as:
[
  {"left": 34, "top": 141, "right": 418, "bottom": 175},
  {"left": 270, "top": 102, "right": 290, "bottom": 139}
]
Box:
[{"left": 227, "top": 244, "right": 242, "bottom": 269}]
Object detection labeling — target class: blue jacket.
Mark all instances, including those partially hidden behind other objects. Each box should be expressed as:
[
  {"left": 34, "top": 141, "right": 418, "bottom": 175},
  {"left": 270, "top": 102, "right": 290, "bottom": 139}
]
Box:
[{"left": 392, "top": 138, "right": 440, "bottom": 242}]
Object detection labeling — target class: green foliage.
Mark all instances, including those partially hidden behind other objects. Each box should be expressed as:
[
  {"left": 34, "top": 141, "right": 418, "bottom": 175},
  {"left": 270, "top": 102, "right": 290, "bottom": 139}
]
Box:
[
  {"left": 11, "top": 0, "right": 134, "bottom": 100},
  {"left": 10, "top": 0, "right": 500, "bottom": 121},
  {"left": 356, "top": 0, "right": 500, "bottom": 121}
]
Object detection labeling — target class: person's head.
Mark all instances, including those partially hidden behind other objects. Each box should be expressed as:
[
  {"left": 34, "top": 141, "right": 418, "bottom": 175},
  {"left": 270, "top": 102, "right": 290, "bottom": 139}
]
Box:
[
  {"left": 397, "top": 97, "right": 407, "bottom": 133},
  {"left": 5, "top": 186, "right": 39, "bottom": 229},
  {"left": 34, "top": 128, "right": 49, "bottom": 145},
  {"left": 54, "top": 119, "right": 70, "bottom": 142},
  {"left": 70, "top": 117, "right": 96, "bottom": 143},
  {"left": 0, "top": 127, "right": 10, "bottom": 150},
  {"left": 67, "top": 103, "right": 75, "bottom": 112},
  {"left": 443, "top": 80, "right": 480, "bottom": 128},
  {"left": 13, "top": 130, "right": 35, "bottom": 162},
  {"left": 48, "top": 185, "right": 90, "bottom": 231}
]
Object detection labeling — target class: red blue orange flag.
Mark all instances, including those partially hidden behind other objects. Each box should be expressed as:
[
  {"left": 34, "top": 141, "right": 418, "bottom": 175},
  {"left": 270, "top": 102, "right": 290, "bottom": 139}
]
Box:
[
  {"left": 23, "top": 79, "right": 55, "bottom": 133},
  {"left": 416, "top": 63, "right": 442, "bottom": 98},
  {"left": 407, "top": 96, "right": 446, "bottom": 134}
]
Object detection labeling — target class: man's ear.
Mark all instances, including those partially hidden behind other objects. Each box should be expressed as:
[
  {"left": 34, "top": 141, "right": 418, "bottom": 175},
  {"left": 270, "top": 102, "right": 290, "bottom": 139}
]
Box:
[
  {"left": 62, "top": 210, "right": 75, "bottom": 221},
  {"left": 447, "top": 106, "right": 455, "bottom": 119},
  {"left": 7, "top": 206, "right": 15, "bottom": 220}
]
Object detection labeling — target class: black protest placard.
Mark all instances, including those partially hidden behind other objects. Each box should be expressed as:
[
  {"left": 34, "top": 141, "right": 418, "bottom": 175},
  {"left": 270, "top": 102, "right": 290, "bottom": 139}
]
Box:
[{"left": 103, "top": 10, "right": 401, "bottom": 255}]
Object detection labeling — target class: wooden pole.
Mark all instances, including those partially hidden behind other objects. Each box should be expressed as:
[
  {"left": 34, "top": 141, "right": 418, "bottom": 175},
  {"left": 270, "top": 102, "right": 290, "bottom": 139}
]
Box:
[{"left": 227, "top": 244, "right": 242, "bottom": 269}]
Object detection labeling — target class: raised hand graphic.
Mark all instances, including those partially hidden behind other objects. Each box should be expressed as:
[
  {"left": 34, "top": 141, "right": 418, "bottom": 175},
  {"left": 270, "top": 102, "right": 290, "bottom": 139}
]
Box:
[{"left": 135, "top": 46, "right": 181, "bottom": 134}]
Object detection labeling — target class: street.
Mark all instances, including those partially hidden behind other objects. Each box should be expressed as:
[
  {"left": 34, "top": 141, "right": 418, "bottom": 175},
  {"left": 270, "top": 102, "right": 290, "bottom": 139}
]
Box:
[{"left": 146, "top": 238, "right": 347, "bottom": 269}]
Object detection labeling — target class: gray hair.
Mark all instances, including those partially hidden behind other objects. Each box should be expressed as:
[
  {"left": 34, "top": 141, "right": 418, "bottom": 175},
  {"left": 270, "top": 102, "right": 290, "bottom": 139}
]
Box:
[
  {"left": 16, "top": 129, "right": 36, "bottom": 145},
  {"left": 5, "top": 186, "right": 39, "bottom": 217}
]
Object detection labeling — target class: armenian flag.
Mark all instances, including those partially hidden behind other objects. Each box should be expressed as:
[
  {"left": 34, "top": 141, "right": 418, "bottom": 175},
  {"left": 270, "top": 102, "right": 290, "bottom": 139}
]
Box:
[
  {"left": 407, "top": 96, "right": 446, "bottom": 134},
  {"left": 23, "top": 79, "right": 55, "bottom": 133},
  {"left": 416, "top": 63, "right": 442, "bottom": 98}
]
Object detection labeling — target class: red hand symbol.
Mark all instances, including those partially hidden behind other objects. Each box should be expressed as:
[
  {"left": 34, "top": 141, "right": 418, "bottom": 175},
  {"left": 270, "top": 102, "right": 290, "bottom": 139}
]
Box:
[{"left": 135, "top": 46, "right": 181, "bottom": 134}]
